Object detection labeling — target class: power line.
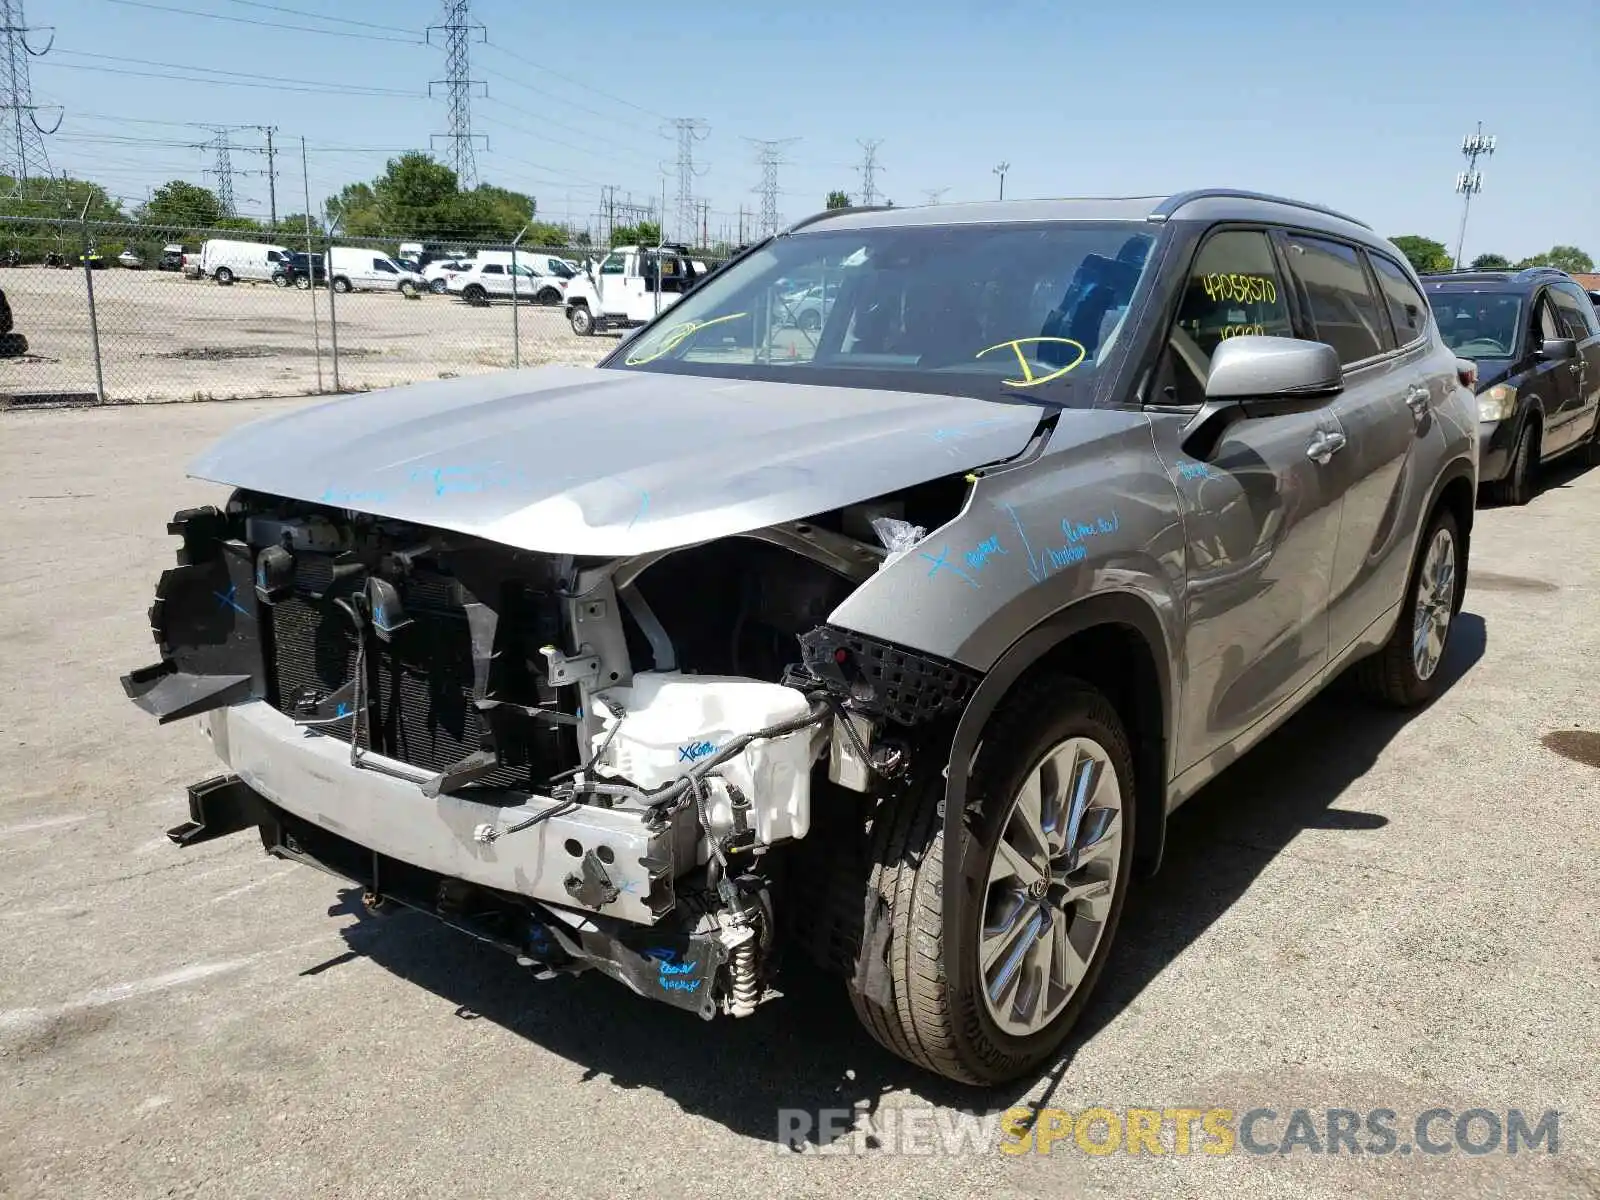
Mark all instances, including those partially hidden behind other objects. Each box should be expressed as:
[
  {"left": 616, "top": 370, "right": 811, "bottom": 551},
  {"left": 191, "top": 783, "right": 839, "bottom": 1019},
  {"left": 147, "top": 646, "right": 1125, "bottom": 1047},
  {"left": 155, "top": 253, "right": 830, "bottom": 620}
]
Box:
[
  {"left": 856, "top": 138, "right": 882, "bottom": 207},
  {"left": 219, "top": 0, "right": 402, "bottom": 32},
  {"left": 477, "top": 98, "right": 663, "bottom": 170},
  {"left": 0, "top": 0, "right": 59, "bottom": 196},
  {"left": 668, "top": 117, "right": 708, "bottom": 242},
  {"left": 94, "top": 0, "right": 425, "bottom": 43},
  {"left": 39, "top": 60, "right": 429, "bottom": 98},
  {"left": 748, "top": 137, "right": 799, "bottom": 237},
  {"left": 428, "top": 0, "right": 485, "bottom": 186},
  {"left": 479, "top": 41, "right": 668, "bottom": 122},
  {"left": 51, "top": 50, "right": 419, "bottom": 95}
]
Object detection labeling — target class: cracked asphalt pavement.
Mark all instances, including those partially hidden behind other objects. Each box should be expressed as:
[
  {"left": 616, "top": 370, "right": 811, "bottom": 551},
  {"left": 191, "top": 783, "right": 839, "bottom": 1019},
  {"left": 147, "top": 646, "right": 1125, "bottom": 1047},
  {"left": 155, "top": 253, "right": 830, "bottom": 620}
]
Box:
[{"left": 2, "top": 399, "right": 1597, "bottom": 1199}]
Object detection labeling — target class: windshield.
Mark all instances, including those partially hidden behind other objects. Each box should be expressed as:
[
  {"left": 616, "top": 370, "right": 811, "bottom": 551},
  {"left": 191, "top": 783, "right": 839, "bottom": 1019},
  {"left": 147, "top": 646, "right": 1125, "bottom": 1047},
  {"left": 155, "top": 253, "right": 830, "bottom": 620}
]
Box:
[
  {"left": 609, "top": 221, "right": 1158, "bottom": 403},
  {"left": 1428, "top": 290, "right": 1523, "bottom": 359}
]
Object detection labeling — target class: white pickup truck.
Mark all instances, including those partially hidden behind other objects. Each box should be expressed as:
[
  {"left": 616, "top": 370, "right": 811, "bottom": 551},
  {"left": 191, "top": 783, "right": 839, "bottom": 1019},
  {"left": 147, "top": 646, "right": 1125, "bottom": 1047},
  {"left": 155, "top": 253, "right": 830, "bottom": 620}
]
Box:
[{"left": 563, "top": 245, "right": 701, "bottom": 336}]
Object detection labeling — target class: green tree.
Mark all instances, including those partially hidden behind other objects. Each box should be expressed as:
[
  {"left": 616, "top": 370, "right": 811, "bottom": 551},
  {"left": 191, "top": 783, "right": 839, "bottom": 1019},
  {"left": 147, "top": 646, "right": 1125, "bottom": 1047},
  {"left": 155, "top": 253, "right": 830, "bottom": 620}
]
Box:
[
  {"left": 1471, "top": 253, "right": 1512, "bottom": 269},
  {"left": 609, "top": 220, "right": 661, "bottom": 247},
  {"left": 1390, "top": 235, "right": 1454, "bottom": 275},
  {"left": 1517, "top": 245, "right": 1595, "bottom": 274},
  {"left": 826, "top": 190, "right": 851, "bottom": 209},
  {"left": 137, "top": 180, "right": 221, "bottom": 228}
]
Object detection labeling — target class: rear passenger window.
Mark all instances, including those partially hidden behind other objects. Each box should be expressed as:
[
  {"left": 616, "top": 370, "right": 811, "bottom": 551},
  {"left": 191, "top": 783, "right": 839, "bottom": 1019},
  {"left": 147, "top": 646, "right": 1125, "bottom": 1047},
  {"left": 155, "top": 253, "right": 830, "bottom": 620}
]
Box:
[
  {"left": 1370, "top": 254, "right": 1430, "bottom": 346},
  {"left": 1157, "top": 229, "right": 1294, "bottom": 406},
  {"left": 1551, "top": 284, "right": 1597, "bottom": 338},
  {"left": 1283, "top": 235, "right": 1386, "bottom": 364},
  {"left": 482, "top": 264, "right": 503, "bottom": 275}
]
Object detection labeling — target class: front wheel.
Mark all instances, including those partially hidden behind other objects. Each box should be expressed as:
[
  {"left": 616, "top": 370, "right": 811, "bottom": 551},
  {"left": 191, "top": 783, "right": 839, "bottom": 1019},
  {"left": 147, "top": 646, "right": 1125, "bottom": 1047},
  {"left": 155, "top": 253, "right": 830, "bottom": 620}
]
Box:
[
  {"left": 568, "top": 304, "right": 594, "bottom": 336},
  {"left": 1493, "top": 421, "right": 1537, "bottom": 506},
  {"left": 429, "top": 278, "right": 448, "bottom": 294},
  {"left": 849, "top": 675, "right": 1135, "bottom": 1085},
  {"left": 1353, "top": 506, "right": 1462, "bottom": 708},
  {"left": 272, "top": 273, "right": 289, "bottom": 288},
  {"left": 399, "top": 280, "right": 418, "bottom": 297},
  {"left": 462, "top": 284, "right": 487, "bottom": 306},
  {"left": 294, "top": 275, "right": 311, "bottom": 291}
]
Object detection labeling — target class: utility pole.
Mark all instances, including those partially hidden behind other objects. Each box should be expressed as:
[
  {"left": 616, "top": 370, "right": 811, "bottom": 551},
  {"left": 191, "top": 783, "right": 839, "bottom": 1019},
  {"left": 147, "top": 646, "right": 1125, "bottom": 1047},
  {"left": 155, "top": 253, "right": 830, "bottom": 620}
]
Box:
[
  {"left": 923, "top": 187, "right": 949, "bottom": 206},
  {"left": 260, "top": 125, "right": 278, "bottom": 227},
  {"left": 1453, "top": 123, "right": 1495, "bottom": 269},
  {"left": 748, "top": 137, "right": 799, "bottom": 237},
  {"left": 856, "top": 138, "right": 883, "bottom": 207},
  {"left": 0, "top": 0, "right": 60, "bottom": 199},
  {"left": 428, "top": 0, "right": 486, "bottom": 186},
  {"left": 993, "top": 161, "right": 1009, "bottom": 201}
]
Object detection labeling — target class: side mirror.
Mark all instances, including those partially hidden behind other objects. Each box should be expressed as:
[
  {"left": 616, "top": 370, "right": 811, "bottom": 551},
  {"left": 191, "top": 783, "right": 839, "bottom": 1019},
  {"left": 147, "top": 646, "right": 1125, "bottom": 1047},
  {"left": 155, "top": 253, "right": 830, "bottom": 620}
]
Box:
[
  {"left": 1180, "top": 335, "right": 1343, "bottom": 460},
  {"left": 1537, "top": 337, "right": 1577, "bottom": 362}
]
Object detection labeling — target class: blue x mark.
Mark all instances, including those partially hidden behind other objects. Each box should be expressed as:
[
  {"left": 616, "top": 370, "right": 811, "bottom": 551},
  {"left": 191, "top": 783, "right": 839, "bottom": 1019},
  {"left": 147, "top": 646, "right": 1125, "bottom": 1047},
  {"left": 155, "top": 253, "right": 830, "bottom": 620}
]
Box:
[
  {"left": 919, "top": 546, "right": 980, "bottom": 589},
  {"left": 213, "top": 583, "right": 249, "bottom": 617}
]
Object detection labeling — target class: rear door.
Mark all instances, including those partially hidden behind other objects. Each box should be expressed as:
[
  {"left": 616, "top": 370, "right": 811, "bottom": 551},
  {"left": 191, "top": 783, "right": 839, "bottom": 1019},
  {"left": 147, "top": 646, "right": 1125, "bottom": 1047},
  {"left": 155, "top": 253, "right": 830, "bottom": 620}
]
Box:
[
  {"left": 1153, "top": 227, "right": 1343, "bottom": 770},
  {"left": 1549, "top": 282, "right": 1600, "bottom": 444},
  {"left": 1279, "top": 234, "right": 1431, "bottom": 656},
  {"left": 1528, "top": 290, "right": 1582, "bottom": 453}
]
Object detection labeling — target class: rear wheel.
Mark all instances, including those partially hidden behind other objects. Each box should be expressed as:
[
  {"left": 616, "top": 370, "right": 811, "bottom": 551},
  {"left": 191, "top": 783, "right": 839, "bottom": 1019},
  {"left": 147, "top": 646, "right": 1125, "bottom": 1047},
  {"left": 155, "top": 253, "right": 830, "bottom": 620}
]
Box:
[
  {"left": 1586, "top": 407, "right": 1600, "bottom": 467},
  {"left": 462, "top": 284, "right": 488, "bottom": 306},
  {"left": 214, "top": 267, "right": 234, "bottom": 285},
  {"left": 429, "top": 278, "right": 448, "bottom": 294},
  {"left": 1494, "top": 421, "right": 1538, "bottom": 506},
  {"left": 536, "top": 286, "right": 561, "bottom": 306},
  {"left": 848, "top": 675, "right": 1135, "bottom": 1085},
  {"left": 294, "top": 275, "right": 311, "bottom": 291},
  {"left": 331, "top": 277, "right": 352, "bottom": 294},
  {"left": 798, "top": 308, "right": 821, "bottom": 332},
  {"left": 569, "top": 304, "right": 594, "bottom": 336},
  {"left": 272, "top": 273, "right": 289, "bottom": 288},
  {"left": 399, "top": 279, "right": 419, "bottom": 298},
  {"left": 1354, "top": 507, "right": 1461, "bottom": 708}
]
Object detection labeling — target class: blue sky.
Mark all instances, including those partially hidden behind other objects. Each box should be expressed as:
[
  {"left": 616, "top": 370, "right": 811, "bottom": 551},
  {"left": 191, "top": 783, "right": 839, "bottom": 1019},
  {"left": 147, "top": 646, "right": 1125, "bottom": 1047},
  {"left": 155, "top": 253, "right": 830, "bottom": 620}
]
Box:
[{"left": 29, "top": 0, "right": 1600, "bottom": 258}]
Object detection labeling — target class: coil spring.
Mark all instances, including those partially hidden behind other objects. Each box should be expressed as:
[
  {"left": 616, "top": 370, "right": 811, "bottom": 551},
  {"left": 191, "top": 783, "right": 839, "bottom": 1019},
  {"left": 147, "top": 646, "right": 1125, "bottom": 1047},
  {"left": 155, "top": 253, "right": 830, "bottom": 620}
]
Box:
[{"left": 728, "top": 937, "right": 759, "bottom": 1018}]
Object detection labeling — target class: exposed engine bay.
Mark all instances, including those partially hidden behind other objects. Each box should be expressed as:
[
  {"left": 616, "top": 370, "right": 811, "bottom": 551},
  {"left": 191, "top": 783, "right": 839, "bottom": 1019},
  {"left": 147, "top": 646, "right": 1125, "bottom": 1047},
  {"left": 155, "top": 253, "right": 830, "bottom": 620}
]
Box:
[{"left": 123, "top": 474, "right": 979, "bottom": 1021}]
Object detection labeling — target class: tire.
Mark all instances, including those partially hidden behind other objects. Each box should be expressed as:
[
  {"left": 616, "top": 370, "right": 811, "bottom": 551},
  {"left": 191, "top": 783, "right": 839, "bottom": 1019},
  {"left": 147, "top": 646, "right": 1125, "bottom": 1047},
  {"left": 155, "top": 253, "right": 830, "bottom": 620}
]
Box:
[
  {"left": 1586, "top": 408, "right": 1600, "bottom": 468},
  {"left": 272, "top": 273, "right": 289, "bottom": 288},
  {"left": 569, "top": 304, "right": 594, "bottom": 336},
  {"left": 429, "top": 278, "right": 448, "bottom": 295},
  {"left": 331, "top": 277, "right": 352, "bottom": 294},
  {"left": 399, "top": 280, "right": 418, "bottom": 298},
  {"left": 798, "top": 309, "right": 821, "bottom": 332},
  {"left": 1353, "top": 506, "right": 1462, "bottom": 708},
  {"left": 214, "top": 267, "right": 234, "bottom": 286},
  {"left": 536, "top": 287, "right": 561, "bottom": 307},
  {"left": 848, "top": 675, "right": 1136, "bottom": 1086},
  {"left": 294, "top": 275, "right": 311, "bottom": 291},
  {"left": 462, "top": 284, "right": 488, "bottom": 306},
  {"left": 1492, "top": 420, "right": 1538, "bottom": 506}
]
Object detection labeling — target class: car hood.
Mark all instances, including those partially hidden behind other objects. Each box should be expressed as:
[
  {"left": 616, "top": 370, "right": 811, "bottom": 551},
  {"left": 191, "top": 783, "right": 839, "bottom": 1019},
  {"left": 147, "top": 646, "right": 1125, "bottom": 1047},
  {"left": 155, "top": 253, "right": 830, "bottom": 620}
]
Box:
[{"left": 188, "top": 366, "right": 1044, "bottom": 556}]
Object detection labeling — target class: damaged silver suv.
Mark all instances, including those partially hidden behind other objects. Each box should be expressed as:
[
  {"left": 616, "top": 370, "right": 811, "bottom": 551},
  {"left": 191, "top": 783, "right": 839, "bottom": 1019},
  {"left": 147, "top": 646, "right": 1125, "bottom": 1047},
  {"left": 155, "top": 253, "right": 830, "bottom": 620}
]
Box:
[{"left": 123, "top": 191, "right": 1477, "bottom": 1086}]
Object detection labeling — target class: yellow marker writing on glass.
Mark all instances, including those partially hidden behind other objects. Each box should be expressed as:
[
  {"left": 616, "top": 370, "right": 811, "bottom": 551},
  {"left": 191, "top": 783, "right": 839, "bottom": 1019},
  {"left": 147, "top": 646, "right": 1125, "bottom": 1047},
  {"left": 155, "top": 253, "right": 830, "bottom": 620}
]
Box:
[
  {"left": 624, "top": 312, "right": 749, "bottom": 366},
  {"left": 973, "top": 337, "right": 1087, "bottom": 388}
]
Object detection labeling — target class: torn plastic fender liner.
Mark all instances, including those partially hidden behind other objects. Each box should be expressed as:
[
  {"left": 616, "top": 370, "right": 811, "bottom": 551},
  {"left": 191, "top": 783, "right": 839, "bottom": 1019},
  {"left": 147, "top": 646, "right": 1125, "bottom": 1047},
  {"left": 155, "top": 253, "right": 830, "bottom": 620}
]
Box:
[{"left": 120, "top": 507, "right": 266, "bottom": 723}]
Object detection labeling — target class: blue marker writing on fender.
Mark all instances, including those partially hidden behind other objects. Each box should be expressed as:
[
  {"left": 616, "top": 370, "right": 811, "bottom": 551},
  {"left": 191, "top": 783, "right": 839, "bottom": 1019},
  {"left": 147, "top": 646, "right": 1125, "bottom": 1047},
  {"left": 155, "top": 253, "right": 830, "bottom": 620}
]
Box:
[{"left": 1177, "top": 462, "right": 1214, "bottom": 481}]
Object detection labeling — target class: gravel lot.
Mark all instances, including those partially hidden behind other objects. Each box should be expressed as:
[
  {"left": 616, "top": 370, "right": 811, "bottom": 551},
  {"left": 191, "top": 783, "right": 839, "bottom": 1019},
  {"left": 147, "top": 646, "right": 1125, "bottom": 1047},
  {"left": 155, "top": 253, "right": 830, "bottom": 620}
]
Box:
[
  {"left": 1, "top": 397, "right": 1597, "bottom": 1199},
  {"left": 0, "top": 267, "right": 610, "bottom": 403}
]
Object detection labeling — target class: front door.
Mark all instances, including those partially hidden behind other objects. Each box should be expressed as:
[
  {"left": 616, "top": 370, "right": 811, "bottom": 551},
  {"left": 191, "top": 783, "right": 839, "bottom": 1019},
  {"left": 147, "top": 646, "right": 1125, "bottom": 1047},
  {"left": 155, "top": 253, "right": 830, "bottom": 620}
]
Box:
[
  {"left": 1152, "top": 227, "right": 1344, "bottom": 772},
  {"left": 1549, "top": 282, "right": 1600, "bottom": 446},
  {"left": 1527, "top": 291, "right": 1581, "bottom": 455}
]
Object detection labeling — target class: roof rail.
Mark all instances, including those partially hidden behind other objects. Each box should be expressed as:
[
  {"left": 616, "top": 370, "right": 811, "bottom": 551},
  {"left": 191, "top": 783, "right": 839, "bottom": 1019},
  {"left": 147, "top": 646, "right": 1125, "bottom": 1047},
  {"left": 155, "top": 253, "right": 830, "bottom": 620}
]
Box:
[
  {"left": 1150, "top": 189, "right": 1373, "bottom": 230},
  {"left": 784, "top": 205, "right": 893, "bottom": 234},
  {"left": 1420, "top": 266, "right": 1571, "bottom": 281}
]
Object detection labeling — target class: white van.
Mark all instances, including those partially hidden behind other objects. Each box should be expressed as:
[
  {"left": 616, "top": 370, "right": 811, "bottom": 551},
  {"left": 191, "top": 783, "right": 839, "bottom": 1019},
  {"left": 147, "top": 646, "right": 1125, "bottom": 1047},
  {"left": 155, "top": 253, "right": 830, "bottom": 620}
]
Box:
[
  {"left": 199, "top": 239, "right": 290, "bottom": 285},
  {"left": 326, "top": 247, "right": 426, "bottom": 295}
]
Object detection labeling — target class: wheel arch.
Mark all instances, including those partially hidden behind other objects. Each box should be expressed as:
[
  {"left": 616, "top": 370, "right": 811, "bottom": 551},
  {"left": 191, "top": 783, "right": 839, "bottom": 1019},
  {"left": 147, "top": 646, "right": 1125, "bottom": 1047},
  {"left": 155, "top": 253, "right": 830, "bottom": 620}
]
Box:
[
  {"left": 1428, "top": 459, "right": 1476, "bottom": 614},
  {"left": 939, "top": 590, "right": 1174, "bottom": 983}
]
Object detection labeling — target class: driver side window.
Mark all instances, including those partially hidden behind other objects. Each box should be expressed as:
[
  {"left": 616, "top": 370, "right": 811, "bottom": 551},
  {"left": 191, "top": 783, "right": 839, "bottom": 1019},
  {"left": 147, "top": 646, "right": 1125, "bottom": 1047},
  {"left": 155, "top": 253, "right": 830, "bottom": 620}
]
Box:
[
  {"left": 1533, "top": 294, "right": 1563, "bottom": 346},
  {"left": 1157, "top": 230, "right": 1294, "bottom": 407},
  {"left": 599, "top": 254, "right": 624, "bottom": 276}
]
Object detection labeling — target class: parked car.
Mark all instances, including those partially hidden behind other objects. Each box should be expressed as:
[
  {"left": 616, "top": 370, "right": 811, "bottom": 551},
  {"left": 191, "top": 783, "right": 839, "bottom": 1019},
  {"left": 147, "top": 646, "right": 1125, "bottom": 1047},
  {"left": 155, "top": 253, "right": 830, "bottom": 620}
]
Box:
[
  {"left": 117, "top": 248, "right": 144, "bottom": 269},
  {"left": 200, "top": 239, "right": 291, "bottom": 285},
  {"left": 1424, "top": 267, "right": 1600, "bottom": 504},
  {"left": 158, "top": 244, "right": 186, "bottom": 272},
  {"left": 422, "top": 258, "right": 472, "bottom": 294},
  {"left": 271, "top": 251, "right": 326, "bottom": 290},
  {"left": 325, "top": 246, "right": 425, "bottom": 295},
  {"left": 122, "top": 190, "right": 1476, "bottom": 1088},
  {"left": 447, "top": 258, "right": 564, "bottom": 306}
]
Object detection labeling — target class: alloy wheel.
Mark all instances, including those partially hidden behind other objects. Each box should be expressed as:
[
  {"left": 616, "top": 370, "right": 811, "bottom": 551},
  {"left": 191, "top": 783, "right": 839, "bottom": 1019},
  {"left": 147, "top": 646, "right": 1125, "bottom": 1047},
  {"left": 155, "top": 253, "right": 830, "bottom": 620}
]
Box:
[
  {"left": 1411, "top": 526, "right": 1456, "bottom": 681},
  {"left": 980, "top": 736, "right": 1123, "bottom": 1037}
]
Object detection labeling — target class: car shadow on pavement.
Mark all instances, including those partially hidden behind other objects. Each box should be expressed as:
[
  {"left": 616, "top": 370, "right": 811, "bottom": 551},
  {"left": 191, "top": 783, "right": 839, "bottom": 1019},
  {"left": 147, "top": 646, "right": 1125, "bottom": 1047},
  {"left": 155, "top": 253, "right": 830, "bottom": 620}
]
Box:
[{"left": 335, "top": 612, "right": 1487, "bottom": 1147}]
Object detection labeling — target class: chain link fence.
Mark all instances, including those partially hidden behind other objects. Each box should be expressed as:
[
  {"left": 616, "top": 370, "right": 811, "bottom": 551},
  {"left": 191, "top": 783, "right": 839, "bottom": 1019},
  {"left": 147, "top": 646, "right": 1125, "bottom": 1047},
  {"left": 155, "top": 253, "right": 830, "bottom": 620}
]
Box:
[{"left": 0, "top": 216, "right": 728, "bottom": 406}]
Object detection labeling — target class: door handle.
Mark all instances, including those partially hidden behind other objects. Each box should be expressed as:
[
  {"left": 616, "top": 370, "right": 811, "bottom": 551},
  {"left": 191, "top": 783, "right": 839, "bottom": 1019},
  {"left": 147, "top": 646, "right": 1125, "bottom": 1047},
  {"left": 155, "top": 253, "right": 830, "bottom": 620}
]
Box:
[
  {"left": 1306, "top": 429, "right": 1347, "bottom": 465},
  {"left": 1405, "top": 384, "right": 1432, "bottom": 415}
]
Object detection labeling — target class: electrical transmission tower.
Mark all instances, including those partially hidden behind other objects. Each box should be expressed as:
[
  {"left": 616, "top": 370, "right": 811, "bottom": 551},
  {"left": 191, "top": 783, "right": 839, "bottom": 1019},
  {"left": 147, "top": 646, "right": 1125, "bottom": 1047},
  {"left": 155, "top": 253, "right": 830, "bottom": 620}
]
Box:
[
  {"left": 1453, "top": 122, "right": 1496, "bottom": 269},
  {"left": 666, "top": 117, "right": 709, "bottom": 245},
  {"left": 922, "top": 187, "right": 949, "bottom": 206},
  {"left": 428, "top": 0, "right": 486, "bottom": 186},
  {"left": 203, "top": 128, "right": 238, "bottom": 216},
  {"left": 0, "top": 0, "right": 61, "bottom": 198},
  {"left": 748, "top": 138, "right": 798, "bottom": 237},
  {"left": 856, "top": 138, "right": 883, "bottom": 207}
]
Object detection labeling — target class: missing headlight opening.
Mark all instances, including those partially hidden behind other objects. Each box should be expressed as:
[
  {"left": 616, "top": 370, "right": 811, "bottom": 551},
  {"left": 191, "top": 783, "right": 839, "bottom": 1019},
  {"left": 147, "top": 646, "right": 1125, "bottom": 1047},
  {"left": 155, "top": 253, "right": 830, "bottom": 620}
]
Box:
[{"left": 122, "top": 471, "right": 975, "bottom": 1024}]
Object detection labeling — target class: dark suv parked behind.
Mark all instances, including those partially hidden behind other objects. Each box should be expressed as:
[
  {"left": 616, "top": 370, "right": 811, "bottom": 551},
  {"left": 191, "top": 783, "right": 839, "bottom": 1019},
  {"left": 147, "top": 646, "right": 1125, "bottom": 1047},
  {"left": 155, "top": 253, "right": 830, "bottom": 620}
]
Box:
[
  {"left": 1424, "top": 268, "right": 1600, "bottom": 504},
  {"left": 271, "top": 251, "right": 326, "bottom": 290}
]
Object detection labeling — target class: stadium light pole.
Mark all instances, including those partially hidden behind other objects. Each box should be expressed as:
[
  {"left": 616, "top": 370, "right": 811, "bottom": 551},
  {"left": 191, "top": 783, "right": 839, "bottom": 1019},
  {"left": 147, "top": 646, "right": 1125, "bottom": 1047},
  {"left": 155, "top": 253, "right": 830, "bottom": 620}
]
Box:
[{"left": 1453, "top": 124, "right": 1495, "bottom": 269}]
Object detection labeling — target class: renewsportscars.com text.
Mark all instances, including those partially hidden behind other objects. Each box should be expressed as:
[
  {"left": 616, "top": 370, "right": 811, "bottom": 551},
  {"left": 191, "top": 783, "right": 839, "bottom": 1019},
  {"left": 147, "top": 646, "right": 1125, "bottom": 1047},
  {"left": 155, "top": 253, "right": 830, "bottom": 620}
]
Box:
[{"left": 777, "top": 1106, "right": 1562, "bottom": 1158}]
